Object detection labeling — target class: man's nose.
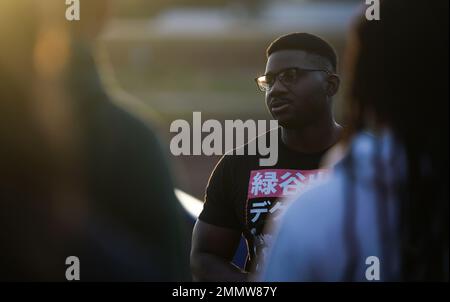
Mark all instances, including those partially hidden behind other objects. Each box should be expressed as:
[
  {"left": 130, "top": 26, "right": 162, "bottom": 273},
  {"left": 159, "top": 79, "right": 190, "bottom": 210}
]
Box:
[{"left": 268, "top": 77, "right": 289, "bottom": 98}]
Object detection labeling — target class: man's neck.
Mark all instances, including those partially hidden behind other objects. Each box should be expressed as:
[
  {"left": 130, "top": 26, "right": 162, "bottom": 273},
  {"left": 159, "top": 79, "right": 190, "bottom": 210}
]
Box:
[{"left": 281, "top": 113, "right": 342, "bottom": 154}]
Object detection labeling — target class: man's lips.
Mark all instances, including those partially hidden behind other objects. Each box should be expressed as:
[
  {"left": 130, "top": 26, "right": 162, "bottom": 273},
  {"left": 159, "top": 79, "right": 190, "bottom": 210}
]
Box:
[{"left": 270, "top": 98, "right": 292, "bottom": 110}]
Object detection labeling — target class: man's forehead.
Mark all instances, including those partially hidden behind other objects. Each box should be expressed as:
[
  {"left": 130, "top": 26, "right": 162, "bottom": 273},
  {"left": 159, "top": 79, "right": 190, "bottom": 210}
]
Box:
[{"left": 265, "top": 49, "right": 330, "bottom": 73}]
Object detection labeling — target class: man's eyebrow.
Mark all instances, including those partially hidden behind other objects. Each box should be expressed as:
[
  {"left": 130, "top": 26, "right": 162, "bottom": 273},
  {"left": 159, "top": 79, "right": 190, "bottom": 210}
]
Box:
[{"left": 264, "top": 67, "right": 296, "bottom": 76}]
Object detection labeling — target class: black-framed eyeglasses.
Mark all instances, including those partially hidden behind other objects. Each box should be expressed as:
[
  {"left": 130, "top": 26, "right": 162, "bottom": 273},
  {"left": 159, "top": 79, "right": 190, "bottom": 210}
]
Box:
[{"left": 254, "top": 67, "right": 331, "bottom": 92}]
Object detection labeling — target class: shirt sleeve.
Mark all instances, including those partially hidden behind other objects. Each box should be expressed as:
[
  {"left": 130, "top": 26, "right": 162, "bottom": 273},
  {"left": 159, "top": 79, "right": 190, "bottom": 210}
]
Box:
[{"left": 198, "top": 154, "right": 241, "bottom": 230}]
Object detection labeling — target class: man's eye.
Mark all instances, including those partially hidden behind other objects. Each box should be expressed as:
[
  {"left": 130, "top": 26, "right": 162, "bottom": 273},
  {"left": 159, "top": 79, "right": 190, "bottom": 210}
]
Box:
[
  {"left": 265, "top": 75, "right": 275, "bottom": 85},
  {"left": 281, "top": 70, "right": 298, "bottom": 82}
]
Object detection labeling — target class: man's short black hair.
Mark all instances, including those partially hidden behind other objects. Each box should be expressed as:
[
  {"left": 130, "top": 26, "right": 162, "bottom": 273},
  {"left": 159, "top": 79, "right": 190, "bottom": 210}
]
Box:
[{"left": 266, "top": 32, "right": 338, "bottom": 72}]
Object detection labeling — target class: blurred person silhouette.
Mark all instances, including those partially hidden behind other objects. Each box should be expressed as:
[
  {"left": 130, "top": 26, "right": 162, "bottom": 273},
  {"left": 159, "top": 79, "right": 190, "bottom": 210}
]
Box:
[
  {"left": 262, "top": 0, "right": 448, "bottom": 281},
  {"left": 0, "top": 0, "right": 190, "bottom": 281},
  {"left": 0, "top": 0, "right": 63, "bottom": 280}
]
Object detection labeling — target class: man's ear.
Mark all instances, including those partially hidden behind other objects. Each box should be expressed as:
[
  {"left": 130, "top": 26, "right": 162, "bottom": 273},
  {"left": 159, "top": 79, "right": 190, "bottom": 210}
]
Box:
[{"left": 326, "top": 74, "right": 340, "bottom": 97}]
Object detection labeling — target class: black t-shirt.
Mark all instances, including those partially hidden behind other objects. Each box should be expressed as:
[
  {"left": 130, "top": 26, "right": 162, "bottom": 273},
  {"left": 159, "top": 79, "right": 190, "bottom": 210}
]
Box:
[{"left": 199, "top": 127, "right": 331, "bottom": 272}]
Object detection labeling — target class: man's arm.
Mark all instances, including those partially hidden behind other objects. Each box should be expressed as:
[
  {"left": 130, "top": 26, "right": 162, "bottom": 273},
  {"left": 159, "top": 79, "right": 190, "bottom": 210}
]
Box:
[{"left": 190, "top": 219, "right": 247, "bottom": 282}]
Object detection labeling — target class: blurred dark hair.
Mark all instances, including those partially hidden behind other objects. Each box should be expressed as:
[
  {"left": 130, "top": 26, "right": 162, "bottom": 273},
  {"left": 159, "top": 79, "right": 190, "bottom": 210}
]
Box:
[
  {"left": 344, "top": 0, "right": 448, "bottom": 281},
  {"left": 266, "top": 32, "right": 338, "bottom": 71}
]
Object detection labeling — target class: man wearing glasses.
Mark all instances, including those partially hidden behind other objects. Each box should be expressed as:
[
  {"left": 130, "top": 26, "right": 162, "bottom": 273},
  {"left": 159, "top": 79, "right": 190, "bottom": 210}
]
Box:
[{"left": 191, "top": 33, "right": 343, "bottom": 281}]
